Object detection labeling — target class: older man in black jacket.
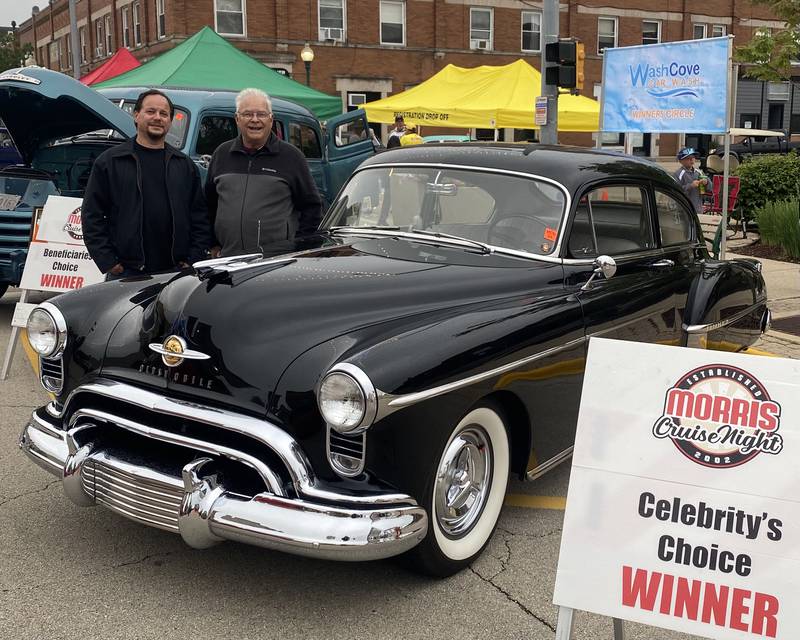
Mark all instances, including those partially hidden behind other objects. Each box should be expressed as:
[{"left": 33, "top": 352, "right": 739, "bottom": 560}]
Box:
[{"left": 82, "top": 89, "right": 212, "bottom": 279}]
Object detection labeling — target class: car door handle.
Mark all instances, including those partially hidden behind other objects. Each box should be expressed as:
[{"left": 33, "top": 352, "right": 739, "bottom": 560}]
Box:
[{"left": 650, "top": 259, "right": 675, "bottom": 268}]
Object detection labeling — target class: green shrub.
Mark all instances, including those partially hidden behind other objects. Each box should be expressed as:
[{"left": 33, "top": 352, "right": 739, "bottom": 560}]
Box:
[
  {"left": 757, "top": 200, "right": 800, "bottom": 259},
  {"left": 734, "top": 152, "right": 800, "bottom": 222}
]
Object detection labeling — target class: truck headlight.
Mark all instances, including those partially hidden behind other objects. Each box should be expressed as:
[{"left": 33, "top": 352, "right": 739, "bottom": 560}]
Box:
[
  {"left": 26, "top": 304, "right": 67, "bottom": 358},
  {"left": 317, "top": 364, "right": 378, "bottom": 434}
]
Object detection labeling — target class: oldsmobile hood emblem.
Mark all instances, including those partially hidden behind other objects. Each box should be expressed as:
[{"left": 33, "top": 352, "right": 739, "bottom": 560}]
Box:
[{"left": 148, "top": 335, "right": 210, "bottom": 368}]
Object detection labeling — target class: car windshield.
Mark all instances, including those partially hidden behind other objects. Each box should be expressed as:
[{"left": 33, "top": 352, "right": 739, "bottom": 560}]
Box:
[{"left": 325, "top": 167, "right": 567, "bottom": 256}]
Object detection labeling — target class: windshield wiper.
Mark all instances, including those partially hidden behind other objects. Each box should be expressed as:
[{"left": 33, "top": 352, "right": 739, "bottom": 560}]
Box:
[
  {"left": 406, "top": 228, "right": 493, "bottom": 254},
  {"left": 329, "top": 225, "right": 492, "bottom": 254}
]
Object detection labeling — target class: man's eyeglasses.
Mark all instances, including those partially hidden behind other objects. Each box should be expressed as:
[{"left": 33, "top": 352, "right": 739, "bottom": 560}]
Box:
[{"left": 237, "top": 111, "right": 272, "bottom": 120}]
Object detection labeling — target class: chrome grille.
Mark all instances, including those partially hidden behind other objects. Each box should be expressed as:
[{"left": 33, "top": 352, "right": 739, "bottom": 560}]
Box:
[
  {"left": 82, "top": 454, "right": 184, "bottom": 532},
  {"left": 327, "top": 429, "right": 366, "bottom": 477},
  {"left": 40, "top": 356, "right": 64, "bottom": 393},
  {"left": 0, "top": 209, "right": 33, "bottom": 254}
]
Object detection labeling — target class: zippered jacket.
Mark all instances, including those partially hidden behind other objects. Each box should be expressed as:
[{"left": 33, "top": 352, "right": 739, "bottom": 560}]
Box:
[
  {"left": 82, "top": 137, "right": 211, "bottom": 273},
  {"left": 204, "top": 133, "right": 322, "bottom": 257}
]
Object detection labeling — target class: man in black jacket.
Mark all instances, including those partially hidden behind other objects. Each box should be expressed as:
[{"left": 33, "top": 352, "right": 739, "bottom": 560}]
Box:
[
  {"left": 82, "top": 89, "right": 212, "bottom": 278},
  {"left": 205, "top": 88, "right": 322, "bottom": 257}
]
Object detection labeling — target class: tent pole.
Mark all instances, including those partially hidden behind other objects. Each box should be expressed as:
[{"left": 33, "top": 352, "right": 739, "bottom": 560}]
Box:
[{"left": 719, "top": 49, "right": 736, "bottom": 261}]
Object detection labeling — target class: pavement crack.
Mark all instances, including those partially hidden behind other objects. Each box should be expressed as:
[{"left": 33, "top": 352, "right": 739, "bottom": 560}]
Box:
[
  {"left": 0, "top": 479, "right": 60, "bottom": 508},
  {"left": 469, "top": 566, "right": 555, "bottom": 632},
  {"left": 113, "top": 551, "right": 175, "bottom": 569}
]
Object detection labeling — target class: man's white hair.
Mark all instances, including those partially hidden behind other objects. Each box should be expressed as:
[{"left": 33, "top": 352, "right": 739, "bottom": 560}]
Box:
[{"left": 236, "top": 88, "right": 272, "bottom": 113}]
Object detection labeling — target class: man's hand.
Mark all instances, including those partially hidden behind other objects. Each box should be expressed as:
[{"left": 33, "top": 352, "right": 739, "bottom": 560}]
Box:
[
  {"left": 108, "top": 263, "right": 124, "bottom": 275},
  {"left": 210, "top": 246, "right": 222, "bottom": 258},
  {"left": 691, "top": 179, "right": 701, "bottom": 188}
]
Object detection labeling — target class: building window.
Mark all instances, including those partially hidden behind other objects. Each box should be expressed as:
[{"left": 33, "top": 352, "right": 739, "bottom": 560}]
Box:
[
  {"left": 380, "top": 1, "right": 405, "bottom": 45},
  {"left": 105, "top": 15, "right": 113, "bottom": 53},
  {"left": 79, "top": 26, "right": 87, "bottom": 62},
  {"left": 156, "top": 0, "right": 166, "bottom": 39},
  {"left": 133, "top": 2, "right": 142, "bottom": 45},
  {"left": 49, "top": 41, "right": 59, "bottom": 69},
  {"left": 319, "top": 0, "right": 345, "bottom": 42},
  {"left": 767, "top": 81, "right": 790, "bottom": 100},
  {"left": 470, "top": 7, "right": 493, "bottom": 50},
  {"left": 598, "top": 17, "right": 617, "bottom": 53},
  {"left": 642, "top": 20, "right": 660, "bottom": 45},
  {"left": 215, "top": 0, "right": 246, "bottom": 37},
  {"left": 121, "top": 7, "right": 130, "bottom": 47},
  {"left": 521, "top": 11, "right": 541, "bottom": 52},
  {"left": 64, "top": 35, "right": 71, "bottom": 69},
  {"left": 711, "top": 24, "right": 726, "bottom": 38},
  {"left": 693, "top": 24, "right": 707, "bottom": 39},
  {"left": 95, "top": 19, "right": 105, "bottom": 58}
]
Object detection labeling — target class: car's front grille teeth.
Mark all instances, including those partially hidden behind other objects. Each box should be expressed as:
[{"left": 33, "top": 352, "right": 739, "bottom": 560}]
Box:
[
  {"left": 0, "top": 209, "right": 33, "bottom": 252},
  {"left": 327, "top": 429, "right": 366, "bottom": 477},
  {"left": 82, "top": 457, "right": 184, "bottom": 532},
  {"left": 40, "top": 356, "right": 64, "bottom": 393}
]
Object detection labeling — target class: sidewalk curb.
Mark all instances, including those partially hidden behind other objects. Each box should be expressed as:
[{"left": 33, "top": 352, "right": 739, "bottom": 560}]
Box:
[{"left": 764, "top": 328, "right": 800, "bottom": 346}]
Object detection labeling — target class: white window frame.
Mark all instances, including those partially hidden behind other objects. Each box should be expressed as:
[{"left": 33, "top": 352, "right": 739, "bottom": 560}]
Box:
[
  {"left": 121, "top": 8, "right": 130, "bottom": 48},
  {"left": 156, "top": 0, "right": 166, "bottom": 39},
  {"left": 64, "top": 35, "right": 71, "bottom": 69},
  {"left": 95, "top": 19, "right": 105, "bottom": 58},
  {"left": 105, "top": 15, "right": 113, "bottom": 54},
  {"left": 380, "top": 1, "right": 405, "bottom": 46},
  {"left": 469, "top": 7, "right": 493, "bottom": 51},
  {"left": 642, "top": 20, "right": 661, "bottom": 45},
  {"left": 597, "top": 16, "right": 617, "bottom": 54},
  {"left": 521, "top": 11, "right": 541, "bottom": 53},
  {"left": 348, "top": 92, "right": 367, "bottom": 108},
  {"left": 767, "top": 81, "right": 790, "bottom": 101},
  {"left": 214, "top": 0, "right": 247, "bottom": 37},
  {"left": 133, "top": 2, "right": 142, "bottom": 45},
  {"left": 318, "top": 0, "right": 346, "bottom": 42},
  {"left": 693, "top": 23, "right": 707, "bottom": 39},
  {"left": 711, "top": 24, "right": 726, "bottom": 38},
  {"left": 79, "top": 26, "right": 87, "bottom": 63}
]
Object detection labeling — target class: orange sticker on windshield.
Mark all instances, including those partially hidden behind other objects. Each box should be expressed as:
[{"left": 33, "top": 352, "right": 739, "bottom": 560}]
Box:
[
  {"left": 544, "top": 228, "right": 558, "bottom": 242},
  {"left": 175, "top": 113, "right": 184, "bottom": 120}
]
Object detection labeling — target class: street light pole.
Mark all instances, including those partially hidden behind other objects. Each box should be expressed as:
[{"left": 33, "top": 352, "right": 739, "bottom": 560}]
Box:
[
  {"left": 540, "top": 0, "right": 559, "bottom": 144},
  {"left": 68, "top": 0, "right": 81, "bottom": 79},
  {"left": 300, "top": 43, "right": 315, "bottom": 86}
]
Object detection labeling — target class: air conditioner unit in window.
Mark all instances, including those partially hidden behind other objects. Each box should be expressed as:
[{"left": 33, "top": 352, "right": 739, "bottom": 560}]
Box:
[
  {"left": 471, "top": 39, "right": 489, "bottom": 50},
  {"left": 319, "top": 27, "right": 343, "bottom": 42},
  {"left": 95, "top": 46, "right": 104, "bottom": 57}
]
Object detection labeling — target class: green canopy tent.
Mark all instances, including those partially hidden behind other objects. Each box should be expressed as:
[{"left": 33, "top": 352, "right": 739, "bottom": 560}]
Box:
[{"left": 94, "top": 26, "right": 342, "bottom": 120}]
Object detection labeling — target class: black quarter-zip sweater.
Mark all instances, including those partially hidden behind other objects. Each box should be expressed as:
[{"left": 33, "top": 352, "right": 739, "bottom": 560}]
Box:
[{"left": 204, "top": 133, "right": 323, "bottom": 257}]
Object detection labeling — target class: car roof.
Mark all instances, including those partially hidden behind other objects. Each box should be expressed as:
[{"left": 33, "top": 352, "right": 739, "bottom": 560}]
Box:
[
  {"left": 97, "top": 86, "right": 316, "bottom": 119},
  {"left": 363, "top": 143, "right": 678, "bottom": 195}
]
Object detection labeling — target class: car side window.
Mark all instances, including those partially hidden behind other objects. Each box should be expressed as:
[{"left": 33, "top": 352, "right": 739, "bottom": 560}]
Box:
[
  {"left": 289, "top": 123, "right": 322, "bottom": 159},
  {"left": 655, "top": 189, "right": 695, "bottom": 246},
  {"left": 568, "top": 185, "right": 653, "bottom": 258},
  {"left": 196, "top": 115, "right": 238, "bottom": 156}
]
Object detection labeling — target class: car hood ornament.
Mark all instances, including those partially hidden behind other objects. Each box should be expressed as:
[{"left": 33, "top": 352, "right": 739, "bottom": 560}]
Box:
[{"left": 148, "top": 335, "right": 210, "bottom": 368}]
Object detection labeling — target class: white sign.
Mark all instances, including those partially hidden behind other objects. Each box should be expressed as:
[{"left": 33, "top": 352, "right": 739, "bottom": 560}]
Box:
[
  {"left": 18, "top": 196, "right": 103, "bottom": 293},
  {"left": 0, "top": 194, "right": 21, "bottom": 211},
  {"left": 11, "top": 303, "right": 35, "bottom": 328},
  {"left": 535, "top": 96, "right": 548, "bottom": 126},
  {"left": 554, "top": 338, "right": 800, "bottom": 639}
]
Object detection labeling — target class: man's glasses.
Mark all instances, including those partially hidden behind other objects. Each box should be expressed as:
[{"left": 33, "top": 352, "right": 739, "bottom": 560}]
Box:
[{"left": 237, "top": 111, "right": 272, "bottom": 120}]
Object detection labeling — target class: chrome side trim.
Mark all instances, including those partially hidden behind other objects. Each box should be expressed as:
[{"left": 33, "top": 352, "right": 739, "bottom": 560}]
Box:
[
  {"left": 526, "top": 447, "right": 574, "bottom": 481},
  {"left": 376, "top": 336, "right": 587, "bottom": 416},
  {"left": 683, "top": 301, "right": 765, "bottom": 334}
]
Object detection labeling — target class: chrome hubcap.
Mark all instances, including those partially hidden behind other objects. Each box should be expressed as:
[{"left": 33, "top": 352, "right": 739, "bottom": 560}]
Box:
[{"left": 434, "top": 426, "right": 492, "bottom": 537}]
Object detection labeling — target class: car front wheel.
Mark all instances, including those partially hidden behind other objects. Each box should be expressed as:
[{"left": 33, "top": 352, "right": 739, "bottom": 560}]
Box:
[{"left": 406, "top": 402, "right": 510, "bottom": 577}]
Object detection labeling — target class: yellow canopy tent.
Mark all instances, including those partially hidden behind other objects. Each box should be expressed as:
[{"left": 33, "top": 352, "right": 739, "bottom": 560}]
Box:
[{"left": 363, "top": 59, "right": 599, "bottom": 132}]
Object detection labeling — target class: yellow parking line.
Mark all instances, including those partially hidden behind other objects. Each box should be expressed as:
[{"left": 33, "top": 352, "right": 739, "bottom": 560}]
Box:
[
  {"left": 504, "top": 494, "right": 567, "bottom": 510},
  {"left": 20, "top": 329, "right": 40, "bottom": 377},
  {"left": 741, "top": 346, "right": 778, "bottom": 358}
]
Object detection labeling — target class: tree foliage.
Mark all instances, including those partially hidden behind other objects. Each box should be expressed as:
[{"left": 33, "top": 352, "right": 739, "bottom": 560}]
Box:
[
  {"left": 0, "top": 32, "right": 33, "bottom": 73},
  {"left": 735, "top": 0, "right": 800, "bottom": 81}
]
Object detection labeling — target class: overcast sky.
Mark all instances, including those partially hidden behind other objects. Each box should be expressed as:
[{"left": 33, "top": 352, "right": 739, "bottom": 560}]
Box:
[{"left": 1, "top": 1, "right": 42, "bottom": 28}]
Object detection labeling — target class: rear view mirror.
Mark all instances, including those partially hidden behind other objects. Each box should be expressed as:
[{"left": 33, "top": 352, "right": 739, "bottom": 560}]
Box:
[{"left": 425, "top": 182, "right": 458, "bottom": 196}]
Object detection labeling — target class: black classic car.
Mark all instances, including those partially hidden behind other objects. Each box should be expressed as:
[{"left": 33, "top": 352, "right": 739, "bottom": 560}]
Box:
[{"left": 20, "top": 144, "right": 769, "bottom": 576}]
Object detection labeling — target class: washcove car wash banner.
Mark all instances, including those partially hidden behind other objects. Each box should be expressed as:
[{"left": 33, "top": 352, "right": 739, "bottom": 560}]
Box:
[
  {"left": 19, "top": 195, "right": 103, "bottom": 292},
  {"left": 554, "top": 338, "right": 799, "bottom": 639},
  {"left": 601, "top": 37, "right": 730, "bottom": 133}
]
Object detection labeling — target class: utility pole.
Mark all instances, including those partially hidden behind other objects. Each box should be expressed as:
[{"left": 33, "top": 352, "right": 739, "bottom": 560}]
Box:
[
  {"left": 68, "top": 0, "right": 81, "bottom": 79},
  {"left": 540, "top": 0, "right": 559, "bottom": 144}
]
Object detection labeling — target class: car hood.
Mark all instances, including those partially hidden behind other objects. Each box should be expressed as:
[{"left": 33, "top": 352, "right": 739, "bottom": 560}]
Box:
[
  {"left": 0, "top": 67, "right": 136, "bottom": 164},
  {"left": 103, "top": 236, "right": 561, "bottom": 416}
]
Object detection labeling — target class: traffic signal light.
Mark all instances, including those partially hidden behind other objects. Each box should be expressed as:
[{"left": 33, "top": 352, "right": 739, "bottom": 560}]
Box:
[{"left": 545, "top": 40, "right": 584, "bottom": 91}]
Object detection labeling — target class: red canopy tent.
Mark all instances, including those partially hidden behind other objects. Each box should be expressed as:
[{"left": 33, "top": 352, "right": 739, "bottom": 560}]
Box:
[{"left": 80, "top": 48, "right": 141, "bottom": 85}]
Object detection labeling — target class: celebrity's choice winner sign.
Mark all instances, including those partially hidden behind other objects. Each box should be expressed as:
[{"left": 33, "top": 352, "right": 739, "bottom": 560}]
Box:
[
  {"left": 554, "top": 339, "right": 799, "bottom": 639},
  {"left": 601, "top": 37, "right": 730, "bottom": 133},
  {"left": 19, "top": 196, "right": 103, "bottom": 292}
]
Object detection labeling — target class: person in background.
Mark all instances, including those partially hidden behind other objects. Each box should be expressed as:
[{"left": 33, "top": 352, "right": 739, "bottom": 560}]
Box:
[
  {"left": 205, "top": 88, "right": 322, "bottom": 257},
  {"left": 386, "top": 116, "right": 406, "bottom": 149},
  {"left": 400, "top": 125, "right": 424, "bottom": 146},
  {"left": 82, "top": 89, "right": 211, "bottom": 280},
  {"left": 673, "top": 147, "right": 708, "bottom": 214}
]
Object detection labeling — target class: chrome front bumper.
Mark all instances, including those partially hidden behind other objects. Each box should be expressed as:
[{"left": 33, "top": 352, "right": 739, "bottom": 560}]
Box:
[{"left": 20, "top": 404, "right": 427, "bottom": 562}]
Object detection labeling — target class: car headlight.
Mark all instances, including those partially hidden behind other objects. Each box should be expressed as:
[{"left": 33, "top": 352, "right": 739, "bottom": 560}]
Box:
[
  {"left": 26, "top": 304, "right": 67, "bottom": 358},
  {"left": 317, "top": 364, "right": 378, "bottom": 434}
]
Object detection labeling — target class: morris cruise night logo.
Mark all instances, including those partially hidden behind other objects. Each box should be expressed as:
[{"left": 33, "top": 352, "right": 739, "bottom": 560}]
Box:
[
  {"left": 62, "top": 206, "right": 83, "bottom": 240},
  {"left": 652, "top": 364, "right": 783, "bottom": 468}
]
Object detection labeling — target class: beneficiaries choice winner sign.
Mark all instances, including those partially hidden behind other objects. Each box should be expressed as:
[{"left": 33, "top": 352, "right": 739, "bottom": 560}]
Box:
[
  {"left": 601, "top": 37, "right": 730, "bottom": 133},
  {"left": 553, "top": 339, "right": 800, "bottom": 639},
  {"left": 19, "top": 195, "right": 103, "bottom": 292}
]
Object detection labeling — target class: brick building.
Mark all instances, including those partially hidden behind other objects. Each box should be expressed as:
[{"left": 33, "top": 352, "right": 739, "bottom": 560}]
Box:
[{"left": 14, "top": 0, "right": 798, "bottom": 155}]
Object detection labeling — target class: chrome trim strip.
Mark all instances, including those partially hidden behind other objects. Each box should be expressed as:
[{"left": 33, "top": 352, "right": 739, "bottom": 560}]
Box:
[
  {"left": 376, "top": 336, "right": 587, "bottom": 416},
  {"left": 193, "top": 255, "right": 296, "bottom": 276},
  {"left": 525, "top": 447, "right": 574, "bottom": 481},
  {"left": 192, "top": 253, "right": 262, "bottom": 272},
  {"left": 147, "top": 343, "right": 211, "bottom": 360},
  {"left": 683, "top": 301, "right": 765, "bottom": 334}
]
